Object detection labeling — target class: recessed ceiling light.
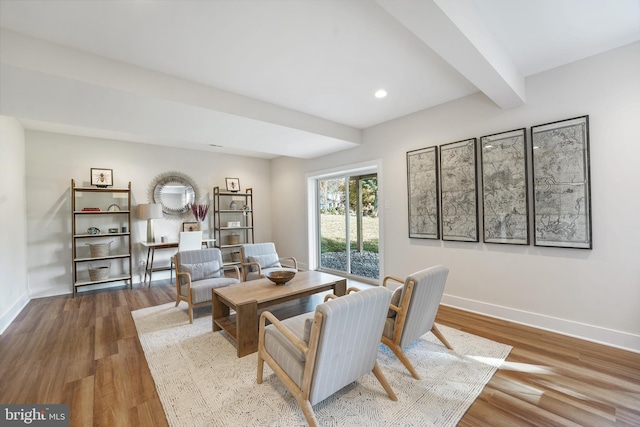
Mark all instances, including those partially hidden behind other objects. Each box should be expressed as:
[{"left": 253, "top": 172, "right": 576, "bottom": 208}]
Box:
[{"left": 374, "top": 89, "right": 387, "bottom": 99}]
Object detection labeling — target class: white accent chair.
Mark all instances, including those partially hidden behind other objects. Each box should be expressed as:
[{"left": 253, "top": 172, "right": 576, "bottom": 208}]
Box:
[
  {"left": 257, "top": 287, "right": 396, "bottom": 427},
  {"left": 240, "top": 242, "right": 297, "bottom": 281},
  {"left": 382, "top": 265, "right": 453, "bottom": 379},
  {"left": 174, "top": 248, "right": 240, "bottom": 323}
]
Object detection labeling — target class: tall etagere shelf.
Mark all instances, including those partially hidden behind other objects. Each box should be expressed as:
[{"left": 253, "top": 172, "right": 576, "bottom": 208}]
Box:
[
  {"left": 213, "top": 186, "right": 254, "bottom": 266},
  {"left": 71, "top": 179, "right": 133, "bottom": 296}
]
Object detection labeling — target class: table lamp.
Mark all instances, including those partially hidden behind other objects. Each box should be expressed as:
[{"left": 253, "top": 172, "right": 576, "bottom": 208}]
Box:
[{"left": 137, "top": 203, "right": 163, "bottom": 243}]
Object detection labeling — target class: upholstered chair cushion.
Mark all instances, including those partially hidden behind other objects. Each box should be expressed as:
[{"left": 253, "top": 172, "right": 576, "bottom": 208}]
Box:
[
  {"left": 180, "top": 260, "right": 221, "bottom": 281},
  {"left": 387, "top": 286, "right": 403, "bottom": 317},
  {"left": 303, "top": 317, "right": 313, "bottom": 343},
  {"left": 248, "top": 253, "right": 282, "bottom": 272},
  {"left": 180, "top": 277, "right": 240, "bottom": 303},
  {"left": 242, "top": 243, "right": 278, "bottom": 262},
  {"left": 382, "top": 317, "right": 396, "bottom": 341},
  {"left": 264, "top": 313, "right": 314, "bottom": 385}
]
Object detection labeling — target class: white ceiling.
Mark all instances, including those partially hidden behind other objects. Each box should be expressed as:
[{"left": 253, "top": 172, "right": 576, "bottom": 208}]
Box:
[{"left": 1, "top": 0, "right": 639, "bottom": 159}]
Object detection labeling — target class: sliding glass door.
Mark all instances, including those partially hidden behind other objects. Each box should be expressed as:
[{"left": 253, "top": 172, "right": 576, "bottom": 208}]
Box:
[{"left": 318, "top": 174, "right": 379, "bottom": 280}]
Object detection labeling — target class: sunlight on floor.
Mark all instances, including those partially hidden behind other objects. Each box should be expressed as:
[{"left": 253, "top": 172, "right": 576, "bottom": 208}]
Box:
[{"left": 468, "top": 355, "right": 555, "bottom": 375}]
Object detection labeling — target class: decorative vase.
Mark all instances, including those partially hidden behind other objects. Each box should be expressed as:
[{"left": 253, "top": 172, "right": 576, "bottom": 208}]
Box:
[{"left": 229, "top": 201, "right": 238, "bottom": 210}]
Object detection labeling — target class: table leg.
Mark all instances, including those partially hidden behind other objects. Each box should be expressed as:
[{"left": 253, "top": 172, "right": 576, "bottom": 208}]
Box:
[
  {"left": 236, "top": 300, "right": 258, "bottom": 357},
  {"left": 333, "top": 278, "right": 347, "bottom": 297},
  {"left": 212, "top": 291, "right": 229, "bottom": 332},
  {"left": 143, "top": 247, "right": 152, "bottom": 286},
  {"left": 147, "top": 247, "right": 156, "bottom": 287}
]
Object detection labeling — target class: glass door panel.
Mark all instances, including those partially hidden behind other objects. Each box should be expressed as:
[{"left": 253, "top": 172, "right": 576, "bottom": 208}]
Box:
[
  {"left": 348, "top": 175, "right": 379, "bottom": 279},
  {"left": 319, "top": 178, "right": 347, "bottom": 273},
  {"left": 317, "top": 174, "right": 379, "bottom": 281}
]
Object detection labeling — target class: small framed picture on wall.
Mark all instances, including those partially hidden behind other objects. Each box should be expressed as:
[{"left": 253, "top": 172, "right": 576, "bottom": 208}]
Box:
[
  {"left": 91, "top": 168, "right": 113, "bottom": 188},
  {"left": 225, "top": 177, "right": 240, "bottom": 192},
  {"left": 182, "top": 222, "right": 200, "bottom": 232}
]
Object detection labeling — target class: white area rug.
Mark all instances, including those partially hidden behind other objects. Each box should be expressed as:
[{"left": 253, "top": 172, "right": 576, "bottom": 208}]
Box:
[{"left": 133, "top": 303, "right": 512, "bottom": 427}]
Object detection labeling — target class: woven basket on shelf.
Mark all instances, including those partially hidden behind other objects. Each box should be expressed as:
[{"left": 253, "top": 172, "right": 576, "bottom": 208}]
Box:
[
  {"left": 88, "top": 264, "right": 110, "bottom": 281},
  {"left": 86, "top": 241, "right": 113, "bottom": 257},
  {"left": 227, "top": 233, "right": 240, "bottom": 245}
]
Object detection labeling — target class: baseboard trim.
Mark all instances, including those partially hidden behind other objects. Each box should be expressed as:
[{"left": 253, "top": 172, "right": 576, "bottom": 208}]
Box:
[
  {"left": 441, "top": 294, "right": 640, "bottom": 354},
  {"left": 0, "top": 291, "right": 30, "bottom": 335}
]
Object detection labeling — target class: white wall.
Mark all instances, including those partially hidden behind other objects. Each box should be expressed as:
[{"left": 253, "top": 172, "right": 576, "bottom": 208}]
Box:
[
  {"left": 0, "top": 116, "right": 29, "bottom": 333},
  {"left": 25, "top": 131, "right": 272, "bottom": 297},
  {"left": 271, "top": 42, "right": 640, "bottom": 352}
]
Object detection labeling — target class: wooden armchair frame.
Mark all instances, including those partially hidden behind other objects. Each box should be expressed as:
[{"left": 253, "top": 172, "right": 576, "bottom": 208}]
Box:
[{"left": 382, "top": 275, "right": 453, "bottom": 379}]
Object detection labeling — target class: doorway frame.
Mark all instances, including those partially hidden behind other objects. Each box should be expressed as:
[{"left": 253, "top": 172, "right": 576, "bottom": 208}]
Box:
[{"left": 306, "top": 159, "right": 384, "bottom": 284}]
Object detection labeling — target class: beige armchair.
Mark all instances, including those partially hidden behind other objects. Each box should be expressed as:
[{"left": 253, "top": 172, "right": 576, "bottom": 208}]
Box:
[
  {"left": 257, "top": 287, "right": 396, "bottom": 427},
  {"left": 382, "top": 265, "right": 453, "bottom": 379},
  {"left": 239, "top": 242, "right": 297, "bottom": 281},
  {"left": 174, "top": 248, "right": 240, "bottom": 323}
]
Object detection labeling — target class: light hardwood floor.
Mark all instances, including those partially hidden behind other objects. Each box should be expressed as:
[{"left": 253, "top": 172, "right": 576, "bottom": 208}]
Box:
[{"left": 1, "top": 280, "right": 638, "bottom": 426}]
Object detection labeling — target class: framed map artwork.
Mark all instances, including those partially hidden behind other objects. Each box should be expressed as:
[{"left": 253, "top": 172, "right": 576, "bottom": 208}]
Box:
[
  {"left": 407, "top": 146, "right": 439, "bottom": 239},
  {"left": 480, "top": 128, "right": 529, "bottom": 245},
  {"left": 531, "top": 115, "right": 592, "bottom": 249},
  {"left": 439, "top": 138, "right": 479, "bottom": 242}
]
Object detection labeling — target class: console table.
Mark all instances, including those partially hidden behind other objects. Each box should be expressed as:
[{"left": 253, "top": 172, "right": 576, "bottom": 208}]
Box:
[{"left": 141, "top": 239, "right": 215, "bottom": 286}]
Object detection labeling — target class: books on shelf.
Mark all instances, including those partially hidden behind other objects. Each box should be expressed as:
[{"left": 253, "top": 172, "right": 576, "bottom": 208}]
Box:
[{"left": 81, "top": 207, "right": 101, "bottom": 212}]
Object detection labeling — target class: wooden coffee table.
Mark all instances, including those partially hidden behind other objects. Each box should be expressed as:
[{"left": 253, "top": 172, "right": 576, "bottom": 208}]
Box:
[{"left": 212, "top": 270, "right": 346, "bottom": 357}]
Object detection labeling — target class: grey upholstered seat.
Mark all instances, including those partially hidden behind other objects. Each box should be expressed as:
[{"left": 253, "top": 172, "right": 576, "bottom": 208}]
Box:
[
  {"left": 257, "top": 286, "right": 396, "bottom": 427},
  {"left": 382, "top": 265, "right": 453, "bottom": 379},
  {"left": 239, "top": 242, "right": 297, "bottom": 281},
  {"left": 174, "top": 248, "right": 240, "bottom": 323}
]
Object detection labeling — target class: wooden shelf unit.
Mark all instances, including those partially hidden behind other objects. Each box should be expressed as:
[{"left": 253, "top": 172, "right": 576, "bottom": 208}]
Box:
[
  {"left": 71, "top": 179, "right": 133, "bottom": 296},
  {"left": 213, "top": 186, "right": 254, "bottom": 265}
]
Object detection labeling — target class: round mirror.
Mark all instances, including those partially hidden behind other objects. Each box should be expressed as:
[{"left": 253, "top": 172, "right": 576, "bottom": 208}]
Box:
[{"left": 152, "top": 173, "right": 198, "bottom": 216}]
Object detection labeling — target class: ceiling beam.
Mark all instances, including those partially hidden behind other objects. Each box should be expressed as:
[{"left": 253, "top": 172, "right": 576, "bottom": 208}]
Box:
[
  {"left": 377, "top": 0, "right": 525, "bottom": 109},
  {"left": 0, "top": 30, "right": 361, "bottom": 159}
]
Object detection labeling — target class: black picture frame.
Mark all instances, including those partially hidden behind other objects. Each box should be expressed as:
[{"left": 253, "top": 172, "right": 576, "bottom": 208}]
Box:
[
  {"left": 480, "top": 128, "right": 529, "bottom": 245},
  {"left": 531, "top": 115, "right": 592, "bottom": 249},
  {"left": 90, "top": 168, "right": 113, "bottom": 188},
  {"left": 439, "top": 138, "right": 479, "bottom": 242},
  {"left": 406, "top": 146, "right": 440, "bottom": 239},
  {"left": 225, "top": 177, "right": 240, "bottom": 192}
]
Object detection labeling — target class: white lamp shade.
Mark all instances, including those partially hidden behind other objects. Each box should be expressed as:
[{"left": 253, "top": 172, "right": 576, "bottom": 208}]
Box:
[{"left": 137, "top": 203, "right": 163, "bottom": 219}]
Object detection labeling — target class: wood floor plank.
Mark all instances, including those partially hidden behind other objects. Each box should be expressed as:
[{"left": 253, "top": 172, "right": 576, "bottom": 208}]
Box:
[
  {"left": 1, "top": 280, "right": 638, "bottom": 426},
  {"left": 63, "top": 376, "right": 94, "bottom": 427}
]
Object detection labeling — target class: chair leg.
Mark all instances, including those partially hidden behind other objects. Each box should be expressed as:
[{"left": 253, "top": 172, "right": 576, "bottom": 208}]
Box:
[
  {"left": 257, "top": 353, "right": 264, "bottom": 384},
  {"left": 385, "top": 341, "right": 421, "bottom": 379},
  {"left": 372, "top": 362, "right": 397, "bottom": 401},
  {"left": 175, "top": 299, "right": 180, "bottom": 307},
  {"left": 298, "top": 398, "right": 318, "bottom": 427},
  {"left": 431, "top": 324, "right": 453, "bottom": 350},
  {"left": 188, "top": 304, "right": 194, "bottom": 324}
]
